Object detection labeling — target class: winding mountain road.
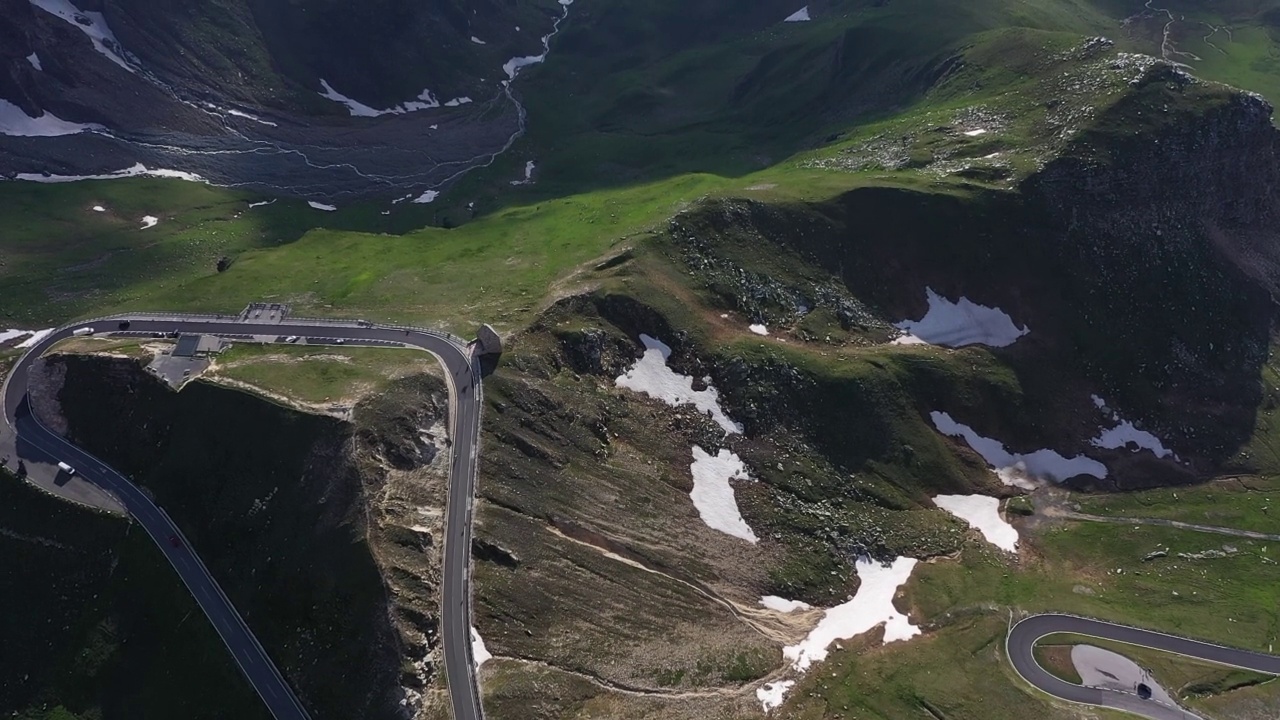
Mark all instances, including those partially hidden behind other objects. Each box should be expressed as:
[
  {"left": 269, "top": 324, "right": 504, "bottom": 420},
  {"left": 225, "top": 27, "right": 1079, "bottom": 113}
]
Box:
[
  {"left": 0, "top": 313, "right": 487, "bottom": 720},
  {"left": 1007, "top": 614, "right": 1280, "bottom": 720}
]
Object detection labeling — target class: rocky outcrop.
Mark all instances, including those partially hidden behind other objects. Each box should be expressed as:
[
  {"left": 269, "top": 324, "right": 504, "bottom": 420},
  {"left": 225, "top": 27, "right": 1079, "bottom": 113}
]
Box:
[{"left": 1025, "top": 66, "right": 1277, "bottom": 460}]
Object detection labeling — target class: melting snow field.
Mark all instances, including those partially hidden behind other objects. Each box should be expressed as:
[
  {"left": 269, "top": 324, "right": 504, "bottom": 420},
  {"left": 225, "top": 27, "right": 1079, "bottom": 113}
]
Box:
[
  {"left": 247, "top": 199, "right": 276, "bottom": 209},
  {"left": 510, "top": 160, "right": 536, "bottom": 186},
  {"left": 140, "top": 215, "right": 158, "bottom": 229},
  {"left": 411, "top": 190, "right": 439, "bottom": 204},
  {"left": 0, "top": 100, "right": 101, "bottom": 137},
  {"left": 748, "top": 324, "right": 769, "bottom": 336},
  {"left": 615, "top": 334, "right": 743, "bottom": 434},
  {"left": 503, "top": 0, "right": 575, "bottom": 81},
  {"left": 471, "top": 36, "right": 487, "bottom": 45},
  {"left": 894, "top": 287, "right": 1028, "bottom": 347},
  {"left": 784, "top": 6, "right": 811, "bottom": 22},
  {"left": 91, "top": 205, "right": 105, "bottom": 212},
  {"left": 962, "top": 128, "right": 988, "bottom": 137},
  {"left": 761, "top": 596, "right": 811, "bottom": 613},
  {"left": 783, "top": 556, "right": 919, "bottom": 672},
  {"left": 757, "top": 680, "right": 795, "bottom": 711},
  {"left": 470, "top": 627, "right": 492, "bottom": 668},
  {"left": 10, "top": 329, "right": 53, "bottom": 349},
  {"left": 1089, "top": 396, "right": 1173, "bottom": 458},
  {"left": 307, "top": 201, "right": 337, "bottom": 211},
  {"left": 14, "top": 163, "right": 204, "bottom": 184},
  {"left": 319, "top": 81, "right": 469, "bottom": 117},
  {"left": 933, "top": 495, "right": 1018, "bottom": 552},
  {"left": 26, "top": 53, "right": 41, "bottom": 71},
  {"left": 29, "top": 0, "right": 134, "bottom": 72},
  {"left": 689, "top": 447, "right": 758, "bottom": 543},
  {"left": 931, "top": 410, "right": 1106, "bottom": 485}
]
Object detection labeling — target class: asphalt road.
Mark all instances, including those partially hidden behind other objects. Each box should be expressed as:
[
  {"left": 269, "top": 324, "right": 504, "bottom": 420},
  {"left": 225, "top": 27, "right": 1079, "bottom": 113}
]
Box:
[
  {"left": 1007, "top": 614, "right": 1280, "bottom": 720},
  {"left": 0, "top": 315, "right": 486, "bottom": 720}
]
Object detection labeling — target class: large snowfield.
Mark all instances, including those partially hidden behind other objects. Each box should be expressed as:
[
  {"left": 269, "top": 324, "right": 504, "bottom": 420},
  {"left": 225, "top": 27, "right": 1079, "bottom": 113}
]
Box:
[
  {"left": 0, "top": 100, "right": 101, "bottom": 137},
  {"left": 894, "top": 287, "right": 1028, "bottom": 347},
  {"left": 29, "top": 0, "right": 134, "bottom": 72},
  {"left": 933, "top": 494, "right": 1018, "bottom": 552},
  {"left": 783, "top": 556, "right": 919, "bottom": 672},
  {"left": 930, "top": 410, "right": 1106, "bottom": 484},
  {"left": 689, "top": 446, "right": 758, "bottom": 543}
]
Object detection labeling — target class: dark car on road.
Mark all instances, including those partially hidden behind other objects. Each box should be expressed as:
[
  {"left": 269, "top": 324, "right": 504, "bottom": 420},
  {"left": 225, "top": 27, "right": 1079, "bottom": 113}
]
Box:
[
  {"left": 118, "top": 320, "right": 131, "bottom": 330},
  {"left": 168, "top": 535, "right": 182, "bottom": 548}
]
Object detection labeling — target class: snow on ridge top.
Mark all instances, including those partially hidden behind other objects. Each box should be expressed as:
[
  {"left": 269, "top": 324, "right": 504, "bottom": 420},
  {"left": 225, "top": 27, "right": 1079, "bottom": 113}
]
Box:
[
  {"left": 784, "top": 6, "right": 811, "bottom": 22},
  {"left": 761, "top": 596, "right": 811, "bottom": 613},
  {"left": 783, "top": 556, "right": 919, "bottom": 672},
  {"left": 615, "top": 334, "right": 743, "bottom": 434},
  {"left": 933, "top": 494, "right": 1018, "bottom": 552},
  {"left": 0, "top": 100, "right": 102, "bottom": 137},
  {"left": 931, "top": 410, "right": 1106, "bottom": 485},
  {"left": 895, "top": 287, "right": 1028, "bottom": 348},
  {"left": 690, "top": 446, "right": 758, "bottom": 543},
  {"left": 29, "top": 0, "right": 135, "bottom": 72}
]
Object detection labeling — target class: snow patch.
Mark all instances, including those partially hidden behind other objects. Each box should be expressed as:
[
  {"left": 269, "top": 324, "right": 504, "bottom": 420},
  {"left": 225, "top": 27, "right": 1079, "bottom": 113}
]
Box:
[
  {"left": 411, "top": 190, "right": 439, "bottom": 204},
  {"left": 16, "top": 328, "right": 54, "bottom": 349},
  {"left": 757, "top": 680, "right": 795, "bottom": 711},
  {"left": 783, "top": 556, "right": 919, "bottom": 672},
  {"left": 963, "top": 128, "right": 988, "bottom": 137},
  {"left": 225, "top": 108, "right": 278, "bottom": 127},
  {"left": 471, "top": 36, "right": 487, "bottom": 45},
  {"left": 247, "top": 199, "right": 276, "bottom": 209},
  {"left": 319, "top": 81, "right": 470, "bottom": 117},
  {"left": 890, "top": 333, "right": 928, "bottom": 345},
  {"left": 470, "top": 627, "right": 492, "bottom": 668},
  {"left": 140, "top": 215, "right": 158, "bottom": 229},
  {"left": 12, "top": 163, "right": 204, "bottom": 184},
  {"left": 931, "top": 410, "right": 1107, "bottom": 485},
  {"left": 784, "top": 6, "right": 811, "bottom": 22},
  {"left": 91, "top": 205, "right": 105, "bottom": 212},
  {"left": 29, "top": 0, "right": 135, "bottom": 72},
  {"left": 895, "top": 288, "right": 1028, "bottom": 347},
  {"left": 0, "top": 99, "right": 101, "bottom": 137},
  {"left": 307, "top": 201, "right": 337, "bottom": 211},
  {"left": 0, "top": 329, "right": 31, "bottom": 345},
  {"left": 749, "top": 324, "right": 769, "bottom": 336},
  {"left": 509, "top": 160, "right": 536, "bottom": 186},
  {"left": 1089, "top": 396, "right": 1173, "bottom": 459},
  {"left": 933, "top": 495, "right": 1018, "bottom": 552},
  {"left": 689, "top": 446, "right": 758, "bottom": 543},
  {"left": 615, "top": 334, "right": 742, "bottom": 434},
  {"left": 761, "top": 596, "right": 811, "bottom": 613},
  {"left": 503, "top": 0, "right": 575, "bottom": 81},
  {"left": 26, "top": 53, "right": 42, "bottom": 71}
]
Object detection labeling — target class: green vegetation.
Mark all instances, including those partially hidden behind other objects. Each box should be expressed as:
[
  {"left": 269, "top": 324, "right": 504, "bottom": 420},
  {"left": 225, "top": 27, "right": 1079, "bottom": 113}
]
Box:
[
  {"left": 1033, "top": 643, "right": 1084, "bottom": 685},
  {"left": 210, "top": 343, "right": 440, "bottom": 404},
  {"left": 1073, "top": 475, "right": 1280, "bottom": 535}
]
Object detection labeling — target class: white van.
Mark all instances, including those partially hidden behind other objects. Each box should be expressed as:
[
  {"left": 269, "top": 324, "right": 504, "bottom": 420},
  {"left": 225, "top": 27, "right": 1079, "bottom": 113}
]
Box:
[{"left": 57, "top": 461, "right": 76, "bottom": 475}]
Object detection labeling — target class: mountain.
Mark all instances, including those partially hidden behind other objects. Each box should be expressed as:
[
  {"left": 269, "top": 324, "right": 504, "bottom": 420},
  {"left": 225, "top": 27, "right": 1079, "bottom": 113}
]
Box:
[{"left": 7, "top": 1, "right": 1280, "bottom": 720}]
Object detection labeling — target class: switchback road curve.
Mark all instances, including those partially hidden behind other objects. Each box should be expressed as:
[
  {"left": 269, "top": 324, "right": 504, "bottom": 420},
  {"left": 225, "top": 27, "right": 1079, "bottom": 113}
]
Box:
[
  {"left": 1007, "top": 614, "right": 1280, "bottom": 720},
  {"left": 0, "top": 314, "right": 488, "bottom": 720}
]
